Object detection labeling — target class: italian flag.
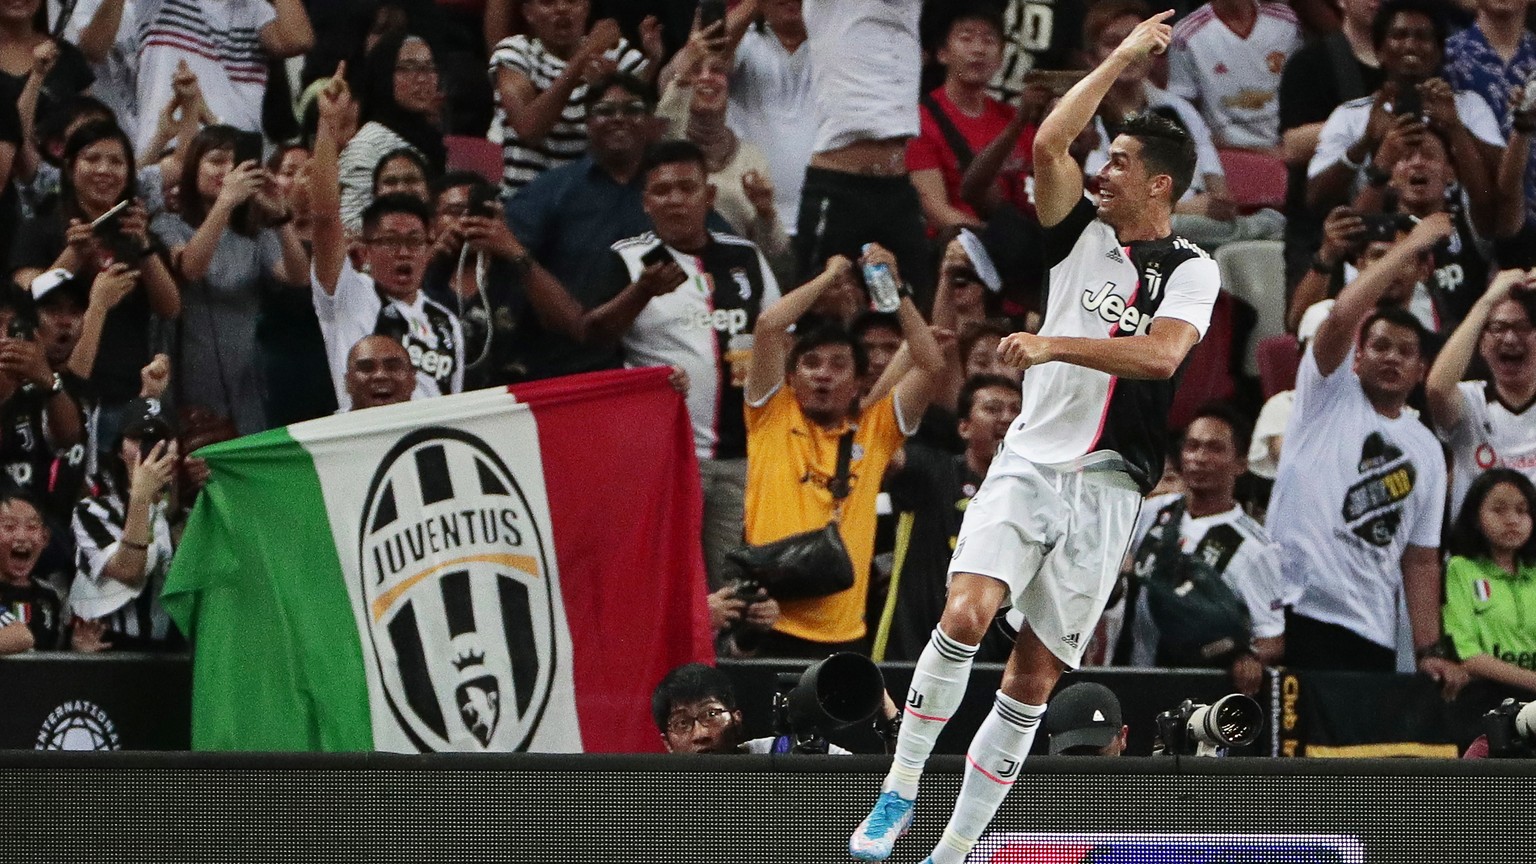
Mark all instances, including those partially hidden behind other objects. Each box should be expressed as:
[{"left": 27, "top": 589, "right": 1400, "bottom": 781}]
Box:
[{"left": 163, "top": 369, "right": 712, "bottom": 752}]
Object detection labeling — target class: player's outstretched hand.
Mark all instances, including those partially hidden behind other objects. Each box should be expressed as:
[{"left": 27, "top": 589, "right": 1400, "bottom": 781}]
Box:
[
  {"left": 997, "top": 331, "right": 1050, "bottom": 372},
  {"left": 1112, "top": 10, "right": 1174, "bottom": 61}
]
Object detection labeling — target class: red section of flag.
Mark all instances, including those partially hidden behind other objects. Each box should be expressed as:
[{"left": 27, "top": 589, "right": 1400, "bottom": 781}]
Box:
[{"left": 510, "top": 368, "right": 713, "bottom": 752}]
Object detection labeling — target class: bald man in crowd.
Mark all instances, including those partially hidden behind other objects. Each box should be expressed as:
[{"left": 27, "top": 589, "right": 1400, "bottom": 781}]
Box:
[{"left": 344, "top": 336, "right": 417, "bottom": 411}]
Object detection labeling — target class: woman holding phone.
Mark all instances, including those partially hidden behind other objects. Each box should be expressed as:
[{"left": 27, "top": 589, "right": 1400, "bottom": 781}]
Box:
[
  {"left": 7, "top": 120, "right": 180, "bottom": 450},
  {"left": 151, "top": 125, "right": 310, "bottom": 435}
]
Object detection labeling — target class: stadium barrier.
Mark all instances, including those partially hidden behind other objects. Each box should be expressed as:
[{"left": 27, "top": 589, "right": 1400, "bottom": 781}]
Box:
[{"left": 4, "top": 750, "right": 1534, "bottom": 862}]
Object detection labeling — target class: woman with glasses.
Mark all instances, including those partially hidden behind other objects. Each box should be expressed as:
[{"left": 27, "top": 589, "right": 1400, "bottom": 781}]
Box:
[
  {"left": 151, "top": 125, "right": 309, "bottom": 435},
  {"left": 489, "top": 0, "right": 654, "bottom": 196},
  {"left": 339, "top": 32, "right": 447, "bottom": 231}
]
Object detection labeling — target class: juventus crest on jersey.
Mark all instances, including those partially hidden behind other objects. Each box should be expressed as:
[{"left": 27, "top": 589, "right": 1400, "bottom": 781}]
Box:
[{"left": 1003, "top": 198, "right": 1220, "bottom": 492}]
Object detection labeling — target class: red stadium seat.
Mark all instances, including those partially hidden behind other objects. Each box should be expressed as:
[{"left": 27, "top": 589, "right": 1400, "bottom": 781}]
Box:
[
  {"left": 1218, "top": 148, "right": 1286, "bottom": 212},
  {"left": 1257, "top": 334, "right": 1301, "bottom": 399},
  {"left": 445, "top": 135, "right": 502, "bottom": 185},
  {"left": 1168, "top": 291, "right": 1242, "bottom": 430}
]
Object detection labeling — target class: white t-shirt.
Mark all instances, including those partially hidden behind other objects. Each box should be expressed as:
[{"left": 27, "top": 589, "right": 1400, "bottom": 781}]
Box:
[
  {"left": 57, "top": 0, "right": 141, "bottom": 143},
  {"left": 729, "top": 26, "right": 815, "bottom": 227},
  {"left": 1247, "top": 389, "right": 1293, "bottom": 479},
  {"left": 1439, "top": 380, "right": 1536, "bottom": 518},
  {"left": 1308, "top": 91, "right": 1504, "bottom": 184},
  {"left": 803, "top": 0, "right": 922, "bottom": 153},
  {"left": 1085, "top": 85, "right": 1224, "bottom": 202},
  {"left": 1269, "top": 344, "right": 1447, "bottom": 649},
  {"left": 135, "top": 0, "right": 276, "bottom": 155},
  {"left": 1127, "top": 493, "right": 1287, "bottom": 666},
  {"left": 1167, "top": 2, "right": 1302, "bottom": 149},
  {"left": 311, "top": 259, "right": 464, "bottom": 411},
  {"left": 1002, "top": 197, "right": 1219, "bottom": 491}
]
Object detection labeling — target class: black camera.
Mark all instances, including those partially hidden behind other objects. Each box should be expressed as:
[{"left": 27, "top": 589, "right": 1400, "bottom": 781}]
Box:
[
  {"left": 1358, "top": 212, "right": 1414, "bottom": 246},
  {"left": 1153, "top": 694, "right": 1263, "bottom": 757},
  {"left": 1483, "top": 698, "right": 1536, "bottom": 758},
  {"left": 769, "top": 652, "right": 887, "bottom": 754},
  {"left": 467, "top": 185, "right": 499, "bottom": 219}
]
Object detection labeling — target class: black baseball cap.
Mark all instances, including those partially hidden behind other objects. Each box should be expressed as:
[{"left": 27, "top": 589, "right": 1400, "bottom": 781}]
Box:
[
  {"left": 121, "top": 398, "right": 176, "bottom": 442},
  {"left": 1045, "top": 682, "right": 1123, "bottom": 755},
  {"left": 29, "top": 268, "right": 90, "bottom": 309}
]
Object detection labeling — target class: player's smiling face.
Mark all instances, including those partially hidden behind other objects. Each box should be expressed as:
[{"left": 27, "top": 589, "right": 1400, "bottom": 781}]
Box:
[{"left": 1096, "top": 136, "right": 1157, "bottom": 228}]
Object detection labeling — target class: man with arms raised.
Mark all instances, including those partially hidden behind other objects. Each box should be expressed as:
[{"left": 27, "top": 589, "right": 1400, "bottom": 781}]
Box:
[{"left": 850, "top": 12, "right": 1219, "bottom": 864}]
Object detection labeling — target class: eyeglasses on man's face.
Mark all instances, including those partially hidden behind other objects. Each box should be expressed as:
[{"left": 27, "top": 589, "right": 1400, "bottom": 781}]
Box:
[
  {"left": 590, "top": 100, "right": 649, "bottom": 120},
  {"left": 666, "top": 706, "right": 732, "bottom": 736}
]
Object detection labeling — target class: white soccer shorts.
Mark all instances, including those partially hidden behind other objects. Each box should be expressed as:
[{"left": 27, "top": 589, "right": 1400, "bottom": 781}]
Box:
[{"left": 948, "top": 449, "right": 1142, "bottom": 668}]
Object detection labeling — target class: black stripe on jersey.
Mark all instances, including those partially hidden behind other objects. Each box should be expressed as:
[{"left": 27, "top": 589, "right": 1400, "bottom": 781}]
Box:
[
  {"left": 75, "top": 500, "right": 118, "bottom": 551},
  {"left": 1094, "top": 235, "right": 1212, "bottom": 493}
]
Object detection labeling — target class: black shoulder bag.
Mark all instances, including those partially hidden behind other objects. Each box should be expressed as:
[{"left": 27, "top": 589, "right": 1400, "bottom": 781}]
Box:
[
  {"left": 1141, "top": 498, "right": 1254, "bottom": 666},
  {"left": 726, "top": 429, "right": 857, "bottom": 600}
]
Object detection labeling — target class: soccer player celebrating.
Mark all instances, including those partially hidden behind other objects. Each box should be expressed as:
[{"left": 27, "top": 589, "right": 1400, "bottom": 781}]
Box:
[{"left": 849, "top": 11, "right": 1220, "bottom": 864}]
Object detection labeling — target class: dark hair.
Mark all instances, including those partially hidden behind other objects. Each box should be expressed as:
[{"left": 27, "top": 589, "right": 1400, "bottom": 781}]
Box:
[
  {"left": 650, "top": 663, "right": 737, "bottom": 734},
  {"left": 430, "top": 170, "right": 493, "bottom": 202},
  {"left": 957, "top": 373, "right": 1018, "bottom": 419},
  {"left": 1358, "top": 306, "right": 1431, "bottom": 357},
  {"left": 640, "top": 139, "right": 708, "bottom": 184},
  {"left": 1186, "top": 401, "right": 1254, "bottom": 462},
  {"left": 361, "top": 192, "right": 432, "bottom": 235},
  {"left": 788, "top": 321, "right": 870, "bottom": 379},
  {"left": 1448, "top": 469, "right": 1536, "bottom": 566},
  {"left": 371, "top": 146, "right": 433, "bottom": 197},
  {"left": 1084, "top": 0, "right": 1152, "bottom": 49},
  {"left": 178, "top": 125, "right": 258, "bottom": 234},
  {"left": 958, "top": 319, "right": 1011, "bottom": 365},
  {"left": 358, "top": 31, "right": 446, "bottom": 173},
  {"left": 60, "top": 120, "right": 137, "bottom": 224},
  {"left": 1372, "top": 0, "right": 1447, "bottom": 53},
  {"left": 1486, "top": 290, "right": 1536, "bottom": 334},
  {"left": 582, "top": 71, "right": 655, "bottom": 111},
  {"left": 265, "top": 143, "right": 308, "bottom": 173},
  {"left": 849, "top": 310, "right": 902, "bottom": 343},
  {"left": 1114, "top": 112, "right": 1198, "bottom": 204},
  {"left": 37, "top": 95, "right": 115, "bottom": 163},
  {"left": 945, "top": 2, "right": 1006, "bottom": 43},
  {"left": 0, "top": 487, "right": 44, "bottom": 519}
]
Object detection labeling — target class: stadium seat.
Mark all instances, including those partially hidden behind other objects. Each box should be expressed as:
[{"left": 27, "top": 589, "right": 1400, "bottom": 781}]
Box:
[
  {"left": 1218, "top": 148, "right": 1286, "bottom": 212},
  {"left": 1216, "top": 240, "right": 1286, "bottom": 377},
  {"left": 1257, "top": 334, "right": 1301, "bottom": 399},
  {"left": 445, "top": 135, "right": 502, "bottom": 185}
]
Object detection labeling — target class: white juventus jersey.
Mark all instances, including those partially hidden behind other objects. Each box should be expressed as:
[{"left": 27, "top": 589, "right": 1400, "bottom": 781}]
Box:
[
  {"left": 1003, "top": 197, "right": 1220, "bottom": 491},
  {"left": 1441, "top": 380, "right": 1536, "bottom": 518},
  {"left": 1167, "top": 1, "right": 1301, "bottom": 149}
]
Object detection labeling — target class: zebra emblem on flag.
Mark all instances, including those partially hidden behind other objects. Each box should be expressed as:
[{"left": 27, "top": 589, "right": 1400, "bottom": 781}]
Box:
[{"left": 359, "top": 428, "right": 558, "bottom": 752}]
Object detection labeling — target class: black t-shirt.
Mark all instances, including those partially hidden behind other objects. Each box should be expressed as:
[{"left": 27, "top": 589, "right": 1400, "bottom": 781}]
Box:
[
  {"left": 0, "top": 40, "right": 94, "bottom": 128},
  {"left": 423, "top": 254, "right": 536, "bottom": 389},
  {"left": 11, "top": 202, "right": 155, "bottom": 404},
  {"left": 0, "top": 575, "right": 65, "bottom": 649}
]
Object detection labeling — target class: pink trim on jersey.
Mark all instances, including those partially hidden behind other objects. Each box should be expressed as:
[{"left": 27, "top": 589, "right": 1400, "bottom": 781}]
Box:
[{"left": 966, "top": 754, "right": 1017, "bottom": 786}]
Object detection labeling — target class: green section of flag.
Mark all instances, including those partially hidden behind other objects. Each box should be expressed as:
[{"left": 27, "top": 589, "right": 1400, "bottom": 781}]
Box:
[{"left": 163, "top": 427, "right": 374, "bottom": 751}]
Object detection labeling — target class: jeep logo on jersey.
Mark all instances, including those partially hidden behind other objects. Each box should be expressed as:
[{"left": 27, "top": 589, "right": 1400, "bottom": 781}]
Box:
[
  {"left": 359, "top": 428, "right": 557, "bottom": 752},
  {"left": 1081, "top": 281, "right": 1154, "bottom": 336}
]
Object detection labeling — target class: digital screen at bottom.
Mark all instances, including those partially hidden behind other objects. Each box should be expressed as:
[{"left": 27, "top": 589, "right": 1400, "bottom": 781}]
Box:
[{"left": 971, "top": 832, "right": 1366, "bottom": 863}]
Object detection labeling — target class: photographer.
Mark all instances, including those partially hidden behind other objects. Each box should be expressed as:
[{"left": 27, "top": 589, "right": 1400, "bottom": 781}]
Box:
[
  {"left": 707, "top": 581, "right": 780, "bottom": 658},
  {"left": 651, "top": 662, "right": 897, "bottom": 755},
  {"left": 1044, "top": 683, "right": 1127, "bottom": 756}
]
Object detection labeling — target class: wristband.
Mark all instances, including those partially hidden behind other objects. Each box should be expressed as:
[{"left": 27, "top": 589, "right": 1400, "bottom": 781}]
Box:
[{"left": 1310, "top": 254, "right": 1336, "bottom": 274}]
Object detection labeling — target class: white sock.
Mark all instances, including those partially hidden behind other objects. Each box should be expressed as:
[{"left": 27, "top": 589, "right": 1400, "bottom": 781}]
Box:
[
  {"left": 885, "top": 627, "right": 977, "bottom": 800},
  {"left": 927, "top": 691, "right": 1044, "bottom": 864}
]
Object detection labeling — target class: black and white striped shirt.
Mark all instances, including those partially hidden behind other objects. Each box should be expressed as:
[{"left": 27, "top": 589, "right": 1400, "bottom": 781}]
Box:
[
  {"left": 70, "top": 480, "right": 175, "bottom": 646},
  {"left": 488, "top": 35, "right": 647, "bottom": 194}
]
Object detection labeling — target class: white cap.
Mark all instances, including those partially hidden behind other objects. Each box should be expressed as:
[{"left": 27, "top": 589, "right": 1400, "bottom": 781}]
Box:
[{"left": 957, "top": 228, "right": 1001, "bottom": 293}]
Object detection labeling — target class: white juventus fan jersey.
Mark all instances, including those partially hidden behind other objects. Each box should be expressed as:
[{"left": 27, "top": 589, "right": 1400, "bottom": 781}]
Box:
[{"left": 1002, "top": 197, "right": 1219, "bottom": 491}]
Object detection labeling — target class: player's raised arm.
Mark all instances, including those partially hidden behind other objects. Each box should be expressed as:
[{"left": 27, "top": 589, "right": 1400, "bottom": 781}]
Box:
[{"left": 1033, "top": 10, "right": 1173, "bottom": 227}]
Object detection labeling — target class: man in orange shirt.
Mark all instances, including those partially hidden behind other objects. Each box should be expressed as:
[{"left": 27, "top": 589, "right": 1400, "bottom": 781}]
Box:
[{"left": 742, "top": 245, "right": 942, "bottom": 657}]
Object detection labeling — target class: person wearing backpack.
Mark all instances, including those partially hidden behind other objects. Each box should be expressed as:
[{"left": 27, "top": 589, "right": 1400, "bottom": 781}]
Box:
[{"left": 1117, "top": 402, "right": 1285, "bottom": 696}]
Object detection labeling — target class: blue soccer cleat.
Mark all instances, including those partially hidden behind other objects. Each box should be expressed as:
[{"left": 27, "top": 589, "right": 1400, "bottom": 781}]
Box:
[{"left": 849, "top": 789, "right": 916, "bottom": 861}]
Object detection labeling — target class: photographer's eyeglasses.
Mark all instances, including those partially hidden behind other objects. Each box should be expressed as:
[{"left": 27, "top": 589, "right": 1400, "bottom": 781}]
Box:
[
  {"left": 589, "top": 100, "right": 649, "bottom": 120},
  {"left": 666, "top": 707, "right": 732, "bottom": 736}
]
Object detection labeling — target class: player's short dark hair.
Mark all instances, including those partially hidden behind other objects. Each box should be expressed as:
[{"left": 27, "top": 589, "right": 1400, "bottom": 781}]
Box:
[
  {"left": 361, "top": 192, "right": 432, "bottom": 236},
  {"left": 945, "top": 2, "right": 1006, "bottom": 43},
  {"left": 1448, "top": 468, "right": 1536, "bottom": 566},
  {"left": 651, "top": 663, "right": 737, "bottom": 734},
  {"left": 957, "top": 373, "right": 1019, "bottom": 419},
  {"left": 1115, "top": 111, "right": 1198, "bottom": 204},
  {"left": 789, "top": 320, "right": 870, "bottom": 379},
  {"left": 1372, "top": 0, "right": 1447, "bottom": 52},
  {"left": 641, "top": 139, "right": 708, "bottom": 185},
  {"left": 1187, "top": 401, "right": 1254, "bottom": 461},
  {"left": 583, "top": 71, "right": 655, "bottom": 111},
  {"left": 1358, "top": 306, "right": 1431, "bottom": 357}
]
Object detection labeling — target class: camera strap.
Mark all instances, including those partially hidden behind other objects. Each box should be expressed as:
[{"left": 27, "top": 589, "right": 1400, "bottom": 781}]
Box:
[{"left": 827, "top": 427, "right": 855, "bottom": 522}]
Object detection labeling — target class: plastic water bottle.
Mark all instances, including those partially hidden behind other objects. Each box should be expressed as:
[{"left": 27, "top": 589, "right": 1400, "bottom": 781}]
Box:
[{"left": 860, "top": 244, "right": 903, "bottom": 314}]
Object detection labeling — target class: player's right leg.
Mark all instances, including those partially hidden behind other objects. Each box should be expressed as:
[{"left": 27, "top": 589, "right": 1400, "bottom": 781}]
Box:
[{"left": 849, "top": 574, "right": 1008, "bottom": 862}]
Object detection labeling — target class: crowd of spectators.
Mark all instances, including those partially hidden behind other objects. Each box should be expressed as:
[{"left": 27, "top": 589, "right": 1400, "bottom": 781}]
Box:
[{"left": 0, "top": 0, "right": 1533, "bottom": 744}]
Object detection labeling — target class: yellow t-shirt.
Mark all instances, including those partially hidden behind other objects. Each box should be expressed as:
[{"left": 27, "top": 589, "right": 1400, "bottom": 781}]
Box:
[{"left": 744, "top": 385, "right": 908, "bottom": 643}]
